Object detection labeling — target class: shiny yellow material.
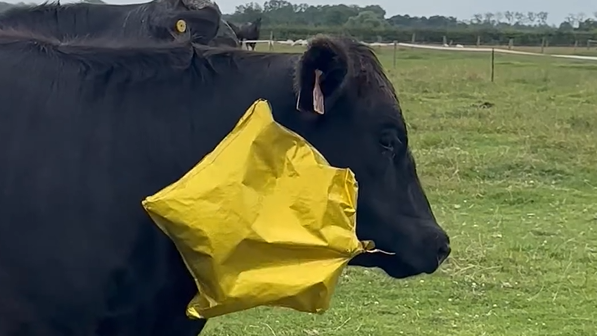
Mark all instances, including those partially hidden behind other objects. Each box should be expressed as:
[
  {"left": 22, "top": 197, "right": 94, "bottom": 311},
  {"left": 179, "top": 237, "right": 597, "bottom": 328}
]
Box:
[
  {"left": 142, "top": 99, "right": 375, "bottom": 319},
  {"left": 175, "top": 19, "right": 187, "bottom": 33}
]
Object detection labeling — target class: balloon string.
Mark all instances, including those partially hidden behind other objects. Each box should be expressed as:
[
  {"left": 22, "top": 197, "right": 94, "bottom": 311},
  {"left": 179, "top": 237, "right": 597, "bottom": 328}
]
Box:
[
  {"left": 359, "top": 241, "right": 395, "bottom": 255},
  {"left": 365, "top": 249, "right": 396, "bottom": 255}
]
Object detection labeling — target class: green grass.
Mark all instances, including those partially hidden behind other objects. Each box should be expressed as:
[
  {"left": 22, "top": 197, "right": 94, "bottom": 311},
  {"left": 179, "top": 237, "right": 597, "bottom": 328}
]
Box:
[
  {"left": 202, "top": 45, "right": 597, "bottom": 335},
  {"left": 503, "top": 45, "right": 597, "bottom": 56}
]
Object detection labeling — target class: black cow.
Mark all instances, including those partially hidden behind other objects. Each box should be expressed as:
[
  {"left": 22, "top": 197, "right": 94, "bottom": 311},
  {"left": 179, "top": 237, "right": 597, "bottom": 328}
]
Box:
[
  {"left": 0, "top": 0, "right": 240, "bottom": 47},
  {"left": 0, "top": 28, "right": 451, "bottom": 335},
  {"left": 229, "top": 17, "right": 261, "bottom": 50},
  {"left": 226, "top": 19, "right": 241, "bottom": 37}
]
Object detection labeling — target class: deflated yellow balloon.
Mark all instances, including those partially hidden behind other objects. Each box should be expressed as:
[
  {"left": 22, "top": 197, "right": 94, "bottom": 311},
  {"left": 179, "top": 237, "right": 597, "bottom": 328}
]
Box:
[{"left": 142, "top": 99, "right": 376, "bottom": 319}]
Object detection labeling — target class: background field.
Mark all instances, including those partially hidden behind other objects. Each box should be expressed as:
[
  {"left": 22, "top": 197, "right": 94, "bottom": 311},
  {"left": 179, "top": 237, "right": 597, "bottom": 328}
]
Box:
[
  {"left": 202, "top": 45, "right": 597, "bottom": 336},
  {"left": 396, "top": 45, "right": 597, "bottom": 57},
  {"left": 505, "top": 46, "right": 597, "bottom": 56}
]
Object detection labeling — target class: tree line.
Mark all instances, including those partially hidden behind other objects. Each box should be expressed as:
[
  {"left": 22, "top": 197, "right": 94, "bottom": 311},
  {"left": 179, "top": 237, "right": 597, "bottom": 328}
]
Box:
[
  {"left": 0, "top": 0, "right": 596, "bottom": 45},
  {"left": 226, "top": 1, "right": 597, "bottom": 45}
]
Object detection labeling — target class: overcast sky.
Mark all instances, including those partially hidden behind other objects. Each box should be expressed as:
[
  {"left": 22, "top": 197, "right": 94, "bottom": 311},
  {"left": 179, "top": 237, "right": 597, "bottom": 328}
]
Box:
[{"left": 4, "top": 0, "right": 595, "bottom": 25}]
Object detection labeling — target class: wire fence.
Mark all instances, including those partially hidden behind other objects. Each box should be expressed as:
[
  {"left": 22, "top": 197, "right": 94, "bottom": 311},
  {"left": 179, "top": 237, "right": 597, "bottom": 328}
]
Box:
[
  {"left": 242, "top": 39, "right": 597, "bottom": 61},
  {"left": 240, "top": 38, "right": 597, "bottom": 82}
]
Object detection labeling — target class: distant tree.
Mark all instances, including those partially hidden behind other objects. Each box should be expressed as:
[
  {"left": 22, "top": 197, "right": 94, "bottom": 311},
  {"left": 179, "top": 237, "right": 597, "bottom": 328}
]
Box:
[
  {"left": 578, "top": 18, "right": 597, "bottom": 31},
  {"left": 320, "top": 5, "right": 360, "bottom": 26},
  {"left": 514, "top": 12, "right": 525, "bottom": 25},
  {"left": 230, "top": 2, "right": 263, "bottom": 23},
  {"left": 559, "top": 21, "right": 574, "bottom": 31},
  {"left": 504, "top": 11, "right": 514, "bottom": 24},
  {"left": 361, "top": 5, "right": 385, "bottom": 18},
  {"left": 483, "top": 12, "right": 494, "bottom": 25},
  {"left": 536, "top": 11, "right": 549, "bottom": 25},
  {"left": 472, "top": 13, "right": 482, "bottom": 24},
  {"left": 564, "top": 14, "right": 577, "bottom": 28},
  {"left": 526, "top": 12, "right": 536, "bottom": 25},
  {"left": 344, "top": 10, "right": 387, "bottom": 29},
  {"left": 293, "top": 3, "right": 307, "bottom": 12}
]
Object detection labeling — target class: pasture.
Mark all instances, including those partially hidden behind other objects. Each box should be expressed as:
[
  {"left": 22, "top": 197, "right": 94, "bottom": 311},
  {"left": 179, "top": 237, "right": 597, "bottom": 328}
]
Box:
[
  {"left": 202, "top": 44, "right": 597, "bottom": 336},
  {"left": 507, "top": 45, "right": 597, "bottom": 56}
]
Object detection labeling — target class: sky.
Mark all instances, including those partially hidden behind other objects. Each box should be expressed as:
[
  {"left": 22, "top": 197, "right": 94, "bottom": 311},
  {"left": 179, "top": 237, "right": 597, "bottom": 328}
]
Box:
[{"left": 4, "top": 0, "right": 595, "bottom": 25}]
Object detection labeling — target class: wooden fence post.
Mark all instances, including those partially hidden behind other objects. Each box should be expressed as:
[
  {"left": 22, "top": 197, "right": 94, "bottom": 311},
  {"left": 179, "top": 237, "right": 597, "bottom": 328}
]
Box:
[
  {"left": 268, "top": 31, "right": 274, "bottom": 51},
  {"left": 393, "top": 41, "right": 397, "bottom": 69},
  {"left": 491, "top": 48, "right": 495, "bottom": 82}
]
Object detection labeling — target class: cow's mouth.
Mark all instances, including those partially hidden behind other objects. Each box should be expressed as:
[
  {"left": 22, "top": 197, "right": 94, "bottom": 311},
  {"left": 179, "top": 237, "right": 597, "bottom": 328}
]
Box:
[{"left": 350, "top": 249, "right": 444, "bottom": 279}]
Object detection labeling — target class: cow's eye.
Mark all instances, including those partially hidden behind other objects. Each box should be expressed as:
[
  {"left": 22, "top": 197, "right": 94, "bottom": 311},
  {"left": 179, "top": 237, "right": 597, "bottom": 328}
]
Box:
[{"left": 380, "top": 137, "right": 394, "bottom": 152}]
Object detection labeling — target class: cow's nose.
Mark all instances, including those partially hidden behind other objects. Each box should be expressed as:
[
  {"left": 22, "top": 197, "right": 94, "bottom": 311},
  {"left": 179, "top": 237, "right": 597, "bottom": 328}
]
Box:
[{"left": 437, "top": 243, "right": 451, "bottom": 265}]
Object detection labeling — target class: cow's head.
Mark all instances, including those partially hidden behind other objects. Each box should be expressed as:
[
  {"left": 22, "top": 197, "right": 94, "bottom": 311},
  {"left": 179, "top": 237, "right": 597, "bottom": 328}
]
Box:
[
  {"left": 150, "top": 0, "right": 221, "bottom": 45},
  {"left": 293, "top": 35, "right": 451, "bottom": 279}
]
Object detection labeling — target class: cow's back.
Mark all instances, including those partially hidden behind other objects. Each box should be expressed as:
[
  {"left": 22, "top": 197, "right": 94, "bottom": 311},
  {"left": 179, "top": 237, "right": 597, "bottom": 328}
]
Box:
[{"left": 0, "top": 4, "right": 133, "bottom": 40}]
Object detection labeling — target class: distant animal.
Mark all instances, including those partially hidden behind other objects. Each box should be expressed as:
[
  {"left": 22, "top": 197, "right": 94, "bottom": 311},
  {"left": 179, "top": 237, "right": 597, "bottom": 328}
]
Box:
[
  {"left": 0, "top": 28, "right": 450, "bottom": 336},
  {"left": 226, "top": 19, "right": 241, "bottom": 37},
  {"left": 0, "top": 0, "right": 240, "bottom": 47},
  {"left": 228, "top": 17, "right": 262, "bottom": 50}
]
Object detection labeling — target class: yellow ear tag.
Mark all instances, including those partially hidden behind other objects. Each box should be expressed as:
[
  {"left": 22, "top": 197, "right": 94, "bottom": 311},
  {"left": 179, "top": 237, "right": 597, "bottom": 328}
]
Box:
[{"left": 175, "top": 19, "right": 187, "bottom": 33}]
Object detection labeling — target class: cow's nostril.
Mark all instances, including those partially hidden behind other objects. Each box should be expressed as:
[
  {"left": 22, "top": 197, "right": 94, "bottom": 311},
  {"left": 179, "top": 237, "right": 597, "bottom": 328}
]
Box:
[{"left": 437, "top": 244, "right": 451, "bottom": 264}]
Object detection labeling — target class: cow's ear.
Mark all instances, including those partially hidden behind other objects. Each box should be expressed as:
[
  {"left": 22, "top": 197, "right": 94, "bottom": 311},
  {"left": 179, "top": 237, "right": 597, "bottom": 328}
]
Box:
[
  {"left": 167, "top": 4, "right": 221, "bottom": 45},
  {"left": 295, "top": 35, "right": 349, "bottom": 115}
]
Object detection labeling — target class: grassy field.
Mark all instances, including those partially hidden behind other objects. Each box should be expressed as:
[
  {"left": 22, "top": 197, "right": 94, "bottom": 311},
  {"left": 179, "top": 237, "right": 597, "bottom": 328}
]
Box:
[
  {"left": 507, "top": 45, "right": 597, "bottom": 56},
  {"left": 407, "top": 45, "right": 597, "bottom": 56},
  {"left": 202, "top": 45, "right": 597, "bottom": 335}
]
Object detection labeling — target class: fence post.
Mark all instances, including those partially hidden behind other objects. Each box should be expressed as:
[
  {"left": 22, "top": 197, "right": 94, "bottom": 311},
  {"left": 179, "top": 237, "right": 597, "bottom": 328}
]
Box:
[
  {"left": 442, "top": 35, "right": 447, "bottom": 46},
  {"left": 476, "top": 35, "right": 481, "bottom": 47},
  {"left": 491, "top": 48, "right": 495, "bottom": 82},
  {"left": 268, "top": 31, "right": 274, "bottom": 51},
  {"left": 393, "top": 41, "right": 397, "bottom": 69},
  {"left": 508, "top": 38, "right": 513, "bottom": 50},
  {"left": 574, "top": 40, "right": 578, "bottom": 51},
  {"left": 541, "top": 37, "right": 545, "bottom": 53},
  {"left": 410, "top": 33, "right": 416, "bottom": 50}
]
